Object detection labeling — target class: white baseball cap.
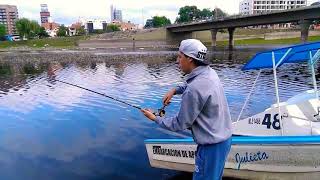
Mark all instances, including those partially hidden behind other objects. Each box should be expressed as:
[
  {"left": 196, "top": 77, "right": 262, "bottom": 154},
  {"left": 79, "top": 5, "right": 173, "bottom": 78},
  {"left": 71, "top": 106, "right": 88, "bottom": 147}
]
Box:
[{"left": 179, "top": 39, "right": 208, "bottom": 64}]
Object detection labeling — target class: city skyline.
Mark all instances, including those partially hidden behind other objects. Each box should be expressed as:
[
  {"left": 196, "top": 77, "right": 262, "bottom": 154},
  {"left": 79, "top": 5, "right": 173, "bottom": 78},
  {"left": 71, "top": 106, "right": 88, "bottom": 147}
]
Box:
[{"left": 0, "top": 0, "right": 319, "bottom": 26}]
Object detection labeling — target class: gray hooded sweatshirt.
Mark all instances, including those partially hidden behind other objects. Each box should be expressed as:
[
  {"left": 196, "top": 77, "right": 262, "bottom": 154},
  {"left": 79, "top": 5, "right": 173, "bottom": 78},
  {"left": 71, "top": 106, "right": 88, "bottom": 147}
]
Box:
[{"left": 155, "top": 65, "right": 232, "bottom": 145}]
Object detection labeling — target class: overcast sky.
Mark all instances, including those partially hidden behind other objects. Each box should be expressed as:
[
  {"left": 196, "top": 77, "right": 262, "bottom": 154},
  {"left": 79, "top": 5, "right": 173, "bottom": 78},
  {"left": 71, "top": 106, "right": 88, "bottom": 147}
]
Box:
[{"left": 1, "top": 0, "right": 319, "bottom": 25}]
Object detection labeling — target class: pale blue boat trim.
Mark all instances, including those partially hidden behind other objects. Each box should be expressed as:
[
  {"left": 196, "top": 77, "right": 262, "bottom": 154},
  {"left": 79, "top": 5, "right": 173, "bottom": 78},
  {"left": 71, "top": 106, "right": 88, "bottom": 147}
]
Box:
[{"left": 144, "top": 135, "right": 320, "bottom": 145}]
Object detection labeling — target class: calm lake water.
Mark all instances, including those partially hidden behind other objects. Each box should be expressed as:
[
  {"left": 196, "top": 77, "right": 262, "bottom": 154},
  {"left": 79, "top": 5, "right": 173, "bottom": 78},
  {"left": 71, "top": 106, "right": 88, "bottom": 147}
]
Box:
[{"left": 0, "top": 48, "right": 317, "bottom": 179}]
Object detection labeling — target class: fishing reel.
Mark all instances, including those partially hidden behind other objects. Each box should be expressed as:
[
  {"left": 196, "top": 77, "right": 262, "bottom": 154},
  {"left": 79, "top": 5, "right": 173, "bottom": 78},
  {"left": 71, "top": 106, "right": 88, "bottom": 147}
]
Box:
[{"left": 152, "top": 105, "right": 167, "bottom": 117}]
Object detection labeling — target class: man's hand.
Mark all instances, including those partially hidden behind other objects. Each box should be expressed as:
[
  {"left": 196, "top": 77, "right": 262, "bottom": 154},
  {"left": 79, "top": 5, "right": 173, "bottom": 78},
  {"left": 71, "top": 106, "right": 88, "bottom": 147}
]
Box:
[
  {"left": 141, "top": 109, "right": 157, "bottom": 121},
  {"left": 163, "top": 88, "right": 176, "bottom": 106}
]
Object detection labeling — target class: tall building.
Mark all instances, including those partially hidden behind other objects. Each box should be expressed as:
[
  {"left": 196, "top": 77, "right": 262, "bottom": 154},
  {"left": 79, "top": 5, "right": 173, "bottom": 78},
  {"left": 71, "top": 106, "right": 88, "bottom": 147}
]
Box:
[
  {"left": 40, "top": 4, "right": 50, "bottom": 24},
  {"left": 239, "top": 0, "right": 308, "bottom": 15},
  {"left": 0, "top": 5, "right": 18, "bottom": 35},
  {"left": 110, "top": 5, "right": 122, "bottom": 22},
  {"left": 110, "top": 5, "right": 114, "bottom": 21}
]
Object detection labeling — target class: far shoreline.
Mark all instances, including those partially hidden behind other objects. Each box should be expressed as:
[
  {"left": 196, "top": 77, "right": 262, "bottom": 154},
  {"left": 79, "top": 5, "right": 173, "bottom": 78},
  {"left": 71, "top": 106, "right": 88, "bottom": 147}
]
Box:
[{"left": 0, "top": 28, "right": 319, "bottom": 51}]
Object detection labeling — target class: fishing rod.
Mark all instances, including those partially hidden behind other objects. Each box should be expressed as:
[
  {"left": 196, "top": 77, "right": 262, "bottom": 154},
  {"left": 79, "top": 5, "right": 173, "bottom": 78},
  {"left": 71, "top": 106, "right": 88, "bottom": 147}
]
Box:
[{"left": 50, "top": 78, "right": 166, "bottom": 117}]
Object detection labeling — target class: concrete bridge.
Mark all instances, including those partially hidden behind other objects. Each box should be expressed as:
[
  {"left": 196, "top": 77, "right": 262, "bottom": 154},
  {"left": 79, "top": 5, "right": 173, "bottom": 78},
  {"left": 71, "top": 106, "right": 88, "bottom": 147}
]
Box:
[{"left": 166, "top": 5, "right": 320, "bottom": 48}]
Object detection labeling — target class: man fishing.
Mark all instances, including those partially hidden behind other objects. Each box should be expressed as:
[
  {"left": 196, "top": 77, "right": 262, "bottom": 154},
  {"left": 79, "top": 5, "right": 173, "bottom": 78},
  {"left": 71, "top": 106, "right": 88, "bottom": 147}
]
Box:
[{"left": 141, "top": 39, "right": 232, "bottom": 180}]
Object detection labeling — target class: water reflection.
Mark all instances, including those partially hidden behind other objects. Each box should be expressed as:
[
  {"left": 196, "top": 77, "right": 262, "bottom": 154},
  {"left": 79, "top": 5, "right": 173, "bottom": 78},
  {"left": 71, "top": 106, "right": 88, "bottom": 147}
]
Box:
[
  {"left": 0, "top": 63, "right": 12, "bottom": 76},
  {"left": 0, "top": 49, "right": 318, "bottom": 179}
]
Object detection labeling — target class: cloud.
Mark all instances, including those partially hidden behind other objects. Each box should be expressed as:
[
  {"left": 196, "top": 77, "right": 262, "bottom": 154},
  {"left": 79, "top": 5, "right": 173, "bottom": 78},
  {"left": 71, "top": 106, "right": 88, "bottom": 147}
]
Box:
[{"left": 1, "top": 0, "right": 241, "bottom": 25}]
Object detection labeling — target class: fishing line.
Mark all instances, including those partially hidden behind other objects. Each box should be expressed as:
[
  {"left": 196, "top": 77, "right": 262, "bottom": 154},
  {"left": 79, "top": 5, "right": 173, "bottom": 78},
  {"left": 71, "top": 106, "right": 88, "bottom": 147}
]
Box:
[
  {"left": 50, "top": 78, "right": 166, "bottom": 117},
  {"left": 53, "top": 79, "right": 141, "bottom": 109},
  {"left": 46, "top": 63, "right": 167, "bottom": 116}
]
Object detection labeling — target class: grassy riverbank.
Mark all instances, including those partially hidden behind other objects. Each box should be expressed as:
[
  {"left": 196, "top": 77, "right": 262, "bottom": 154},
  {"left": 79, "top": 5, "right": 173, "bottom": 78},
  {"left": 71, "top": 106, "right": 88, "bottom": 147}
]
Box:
[
  {"left": 0, "top": 36, "right": 89, "bottom": 49},
  {"left": 1, "top": 30, "right": 320, "bottom": 49}
]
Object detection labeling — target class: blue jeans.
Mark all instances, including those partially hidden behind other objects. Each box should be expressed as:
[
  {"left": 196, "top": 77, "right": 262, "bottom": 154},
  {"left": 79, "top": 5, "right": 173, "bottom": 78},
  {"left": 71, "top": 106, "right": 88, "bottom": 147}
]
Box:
[{"left": 193, "top": 137, "right": 232, "bottom": 180}]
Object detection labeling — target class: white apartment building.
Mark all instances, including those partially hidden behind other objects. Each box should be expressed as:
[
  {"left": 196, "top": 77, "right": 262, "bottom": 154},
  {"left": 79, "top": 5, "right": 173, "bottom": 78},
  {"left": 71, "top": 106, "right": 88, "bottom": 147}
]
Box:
[
  {"left": 240, "top": 0, "right": 307, "bottom": 15},
  {"left": 84, "top": 19, "right": 107, "bottom": 33}
]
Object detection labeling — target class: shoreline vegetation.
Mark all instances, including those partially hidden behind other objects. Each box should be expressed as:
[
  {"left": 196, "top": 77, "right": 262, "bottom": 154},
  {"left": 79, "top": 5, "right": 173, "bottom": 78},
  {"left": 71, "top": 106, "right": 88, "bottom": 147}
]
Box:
[
  {"left": 0, "top": 28, "right": 319, "bottom": 50},
  {"left": 0, "top": 36, "right": 89, "bottom": 49}
]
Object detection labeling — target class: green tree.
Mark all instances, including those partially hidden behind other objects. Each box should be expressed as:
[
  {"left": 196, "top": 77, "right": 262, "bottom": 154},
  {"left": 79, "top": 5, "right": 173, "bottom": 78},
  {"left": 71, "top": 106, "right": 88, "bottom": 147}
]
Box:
[
  {"left": 38, "top": 27, "right": 49, "bottom": 38},
  {"left": 107, "top": 24, "right": 120, "bottom": 32},
  {"left": 212, "top": 8, "right": 228, "bottom": 20},
  {"left": 29, "top": 20, "right": 41, "bottom": 39},
  {"left": 0, "top": 24, "right": 6, "bottom": 38},
  {"left": 175, "top": 6, "right": 213, "bottom": 23},
  {"left": 152, "top": 16, "right": 171, "bottom": 28},
  {"left": 199, "top": 8, "right": 213, "bottom": 20},
  {"left": 175, "top": 6, "right": 200, "bottom": 23},
  {"left": 57, "top": 25, "right": 67, "bottom": 37},
  {"left": 15, "top": 18, "right": 31, "bottom": 39},
  {"left": 76, "top": 26, "right": 86, "bottom": 35},
  {"left": 15, "top": 18, "right": 42, "bottom": 39}
]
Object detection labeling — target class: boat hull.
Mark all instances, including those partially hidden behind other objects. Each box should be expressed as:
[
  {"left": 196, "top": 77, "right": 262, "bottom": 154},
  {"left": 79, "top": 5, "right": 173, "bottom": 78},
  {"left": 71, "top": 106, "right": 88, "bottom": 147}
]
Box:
[{"left": 145, "top": 136, "right": 320, "bottom": 179}]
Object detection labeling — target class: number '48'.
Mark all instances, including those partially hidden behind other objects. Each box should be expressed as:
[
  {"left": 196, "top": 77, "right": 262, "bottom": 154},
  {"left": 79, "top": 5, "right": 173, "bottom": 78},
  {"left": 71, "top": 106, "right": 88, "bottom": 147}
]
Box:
[{"left": 262, "top": 113, "right": 281, "bottom": 130}]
